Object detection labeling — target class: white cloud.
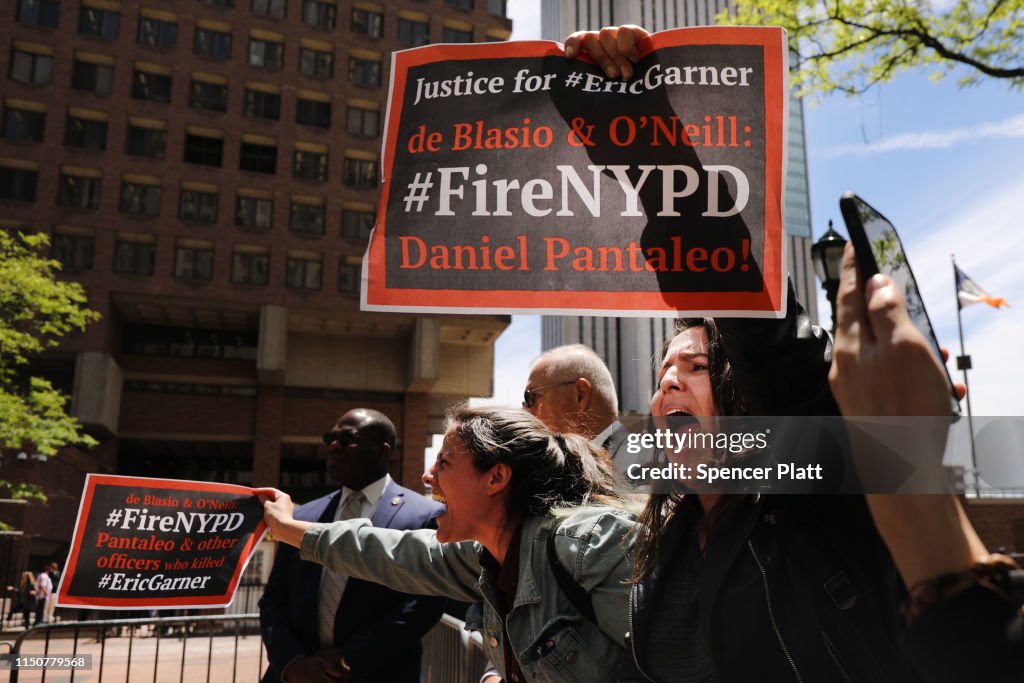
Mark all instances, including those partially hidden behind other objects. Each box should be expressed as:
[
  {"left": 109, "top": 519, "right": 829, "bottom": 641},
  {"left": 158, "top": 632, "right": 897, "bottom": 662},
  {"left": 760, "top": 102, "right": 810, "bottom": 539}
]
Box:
[
  {"left": 818, "top": 113, "right": 1024, "bottom": 158},
  {"left": 872, "top": 175, "right": 1024, "bottom": 417}
]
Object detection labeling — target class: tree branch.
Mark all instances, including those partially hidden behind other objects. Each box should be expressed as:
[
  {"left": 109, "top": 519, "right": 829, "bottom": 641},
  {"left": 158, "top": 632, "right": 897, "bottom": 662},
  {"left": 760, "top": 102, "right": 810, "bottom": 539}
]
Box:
[{"left": 825, "top": 12, "right": 1024, "bottom": 80}]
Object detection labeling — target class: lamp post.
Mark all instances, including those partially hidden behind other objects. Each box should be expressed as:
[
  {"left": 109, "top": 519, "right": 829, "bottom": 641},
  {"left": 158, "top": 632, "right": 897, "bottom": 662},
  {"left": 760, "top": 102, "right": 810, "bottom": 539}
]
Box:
[{"left": 811, "top": 220, "right": 848, "bottom": 333}]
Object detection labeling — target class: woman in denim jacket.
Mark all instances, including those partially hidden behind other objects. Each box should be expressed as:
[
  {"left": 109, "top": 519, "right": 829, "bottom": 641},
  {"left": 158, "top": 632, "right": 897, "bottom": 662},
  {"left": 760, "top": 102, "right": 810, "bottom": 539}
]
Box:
[{"left": 261, "top": 405, "right": 636, "bottom": 683}]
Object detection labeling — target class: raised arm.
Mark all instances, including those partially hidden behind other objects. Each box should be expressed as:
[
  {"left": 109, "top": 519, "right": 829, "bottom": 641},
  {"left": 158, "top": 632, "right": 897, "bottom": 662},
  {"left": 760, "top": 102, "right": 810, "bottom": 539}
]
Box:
[
  {"left": 828, "top": 243, "right": 985, "bottom": 583},
  {"left": 261, "top": 489, "right": 482, "bottom": 604},
  {"left": 829, "top": 242, "right": 1022, "bottom": 680}
]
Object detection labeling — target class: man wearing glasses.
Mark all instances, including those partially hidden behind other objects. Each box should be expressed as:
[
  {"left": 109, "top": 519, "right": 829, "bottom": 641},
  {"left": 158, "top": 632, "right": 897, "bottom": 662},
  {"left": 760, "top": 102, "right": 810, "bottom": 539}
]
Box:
[
  {"left": 260, "top": 408, "right": 445, "bottom": 683},
  {"left": 522, "top": 344, "right": 633, "bottom": 452}
]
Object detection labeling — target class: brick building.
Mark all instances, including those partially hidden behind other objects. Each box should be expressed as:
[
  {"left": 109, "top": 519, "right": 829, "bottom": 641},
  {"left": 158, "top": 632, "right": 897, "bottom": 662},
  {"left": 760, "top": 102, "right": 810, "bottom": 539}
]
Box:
[
  {"left": 964, "top": 499, "right": 1024, "bottom": 555},
  {"left": 1, "top": 0, "right": 511, "bottom": 581}
]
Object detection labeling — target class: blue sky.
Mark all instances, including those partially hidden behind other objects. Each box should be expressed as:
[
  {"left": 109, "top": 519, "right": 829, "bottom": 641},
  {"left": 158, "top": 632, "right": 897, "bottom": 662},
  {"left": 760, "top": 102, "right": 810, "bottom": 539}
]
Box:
[
  {"left": 485, "top": 4, "right": 1023, "bottom": 413},
  {"left": 426, "top": 5, "right": 1024, "bottom": 474}
]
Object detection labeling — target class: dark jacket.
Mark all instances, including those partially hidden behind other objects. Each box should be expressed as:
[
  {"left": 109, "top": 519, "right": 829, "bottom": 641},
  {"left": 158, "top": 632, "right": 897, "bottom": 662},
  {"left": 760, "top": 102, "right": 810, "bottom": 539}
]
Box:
[
  {"left": 259, "top": 479, "right": 446, "bottom": 683},
  {"left": 901, "top": 579, "right": 1024, "bottom": 682},
  {"left": 628, "top": 285, "right": 919, "bottom": 682}
]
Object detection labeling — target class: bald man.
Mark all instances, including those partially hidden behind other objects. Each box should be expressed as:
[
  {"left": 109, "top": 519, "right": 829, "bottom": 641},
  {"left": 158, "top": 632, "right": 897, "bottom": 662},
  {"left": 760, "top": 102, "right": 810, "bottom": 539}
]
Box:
[{"left": 522, "top": 344, "right": 645, "bottom": 465}]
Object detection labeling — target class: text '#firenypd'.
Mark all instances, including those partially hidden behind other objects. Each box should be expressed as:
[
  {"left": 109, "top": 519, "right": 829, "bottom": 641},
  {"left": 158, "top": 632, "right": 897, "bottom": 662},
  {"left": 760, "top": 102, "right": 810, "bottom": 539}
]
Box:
[{"left": 104, "top": 507, "right": 245, "bottom": 534}]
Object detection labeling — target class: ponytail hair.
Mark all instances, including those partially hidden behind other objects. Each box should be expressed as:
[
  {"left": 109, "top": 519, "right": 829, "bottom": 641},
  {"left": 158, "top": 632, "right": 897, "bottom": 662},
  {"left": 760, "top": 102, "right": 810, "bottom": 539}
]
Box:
[{"left": 448, "top": 405, "right": 626, "bottom": 518}]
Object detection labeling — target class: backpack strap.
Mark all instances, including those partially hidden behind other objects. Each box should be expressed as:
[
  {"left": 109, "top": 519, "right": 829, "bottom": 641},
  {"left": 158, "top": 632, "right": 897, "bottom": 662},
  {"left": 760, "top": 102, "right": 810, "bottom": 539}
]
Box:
[{"left": 546, "top": 529, "right": 597, "bottom": 624}]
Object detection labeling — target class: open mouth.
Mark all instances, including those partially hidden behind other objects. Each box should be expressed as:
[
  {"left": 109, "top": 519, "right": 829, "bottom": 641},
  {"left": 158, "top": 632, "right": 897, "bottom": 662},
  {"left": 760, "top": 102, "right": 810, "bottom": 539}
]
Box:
[
  {"left": 663, "top": 410, "right": 702, "bottom": 434},
  {"left": 431, "top": 494, "right": 447, "bottom": 506}
]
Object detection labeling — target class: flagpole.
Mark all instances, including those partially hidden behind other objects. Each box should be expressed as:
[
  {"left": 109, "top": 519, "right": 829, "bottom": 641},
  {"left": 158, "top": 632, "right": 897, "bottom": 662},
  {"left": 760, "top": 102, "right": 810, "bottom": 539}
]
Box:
[{"left": 952, "top": 253, "right": 980, "bottom": 497}]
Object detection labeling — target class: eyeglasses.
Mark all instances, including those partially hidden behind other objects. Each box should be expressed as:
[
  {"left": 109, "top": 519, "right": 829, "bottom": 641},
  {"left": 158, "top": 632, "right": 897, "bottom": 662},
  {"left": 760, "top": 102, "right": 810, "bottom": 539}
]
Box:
[
  {"left": 323, "top": 431, "right": 359, "bottom": 447},
  {"left": 522, "top": 380, "right": 578, "bottom": 409}
]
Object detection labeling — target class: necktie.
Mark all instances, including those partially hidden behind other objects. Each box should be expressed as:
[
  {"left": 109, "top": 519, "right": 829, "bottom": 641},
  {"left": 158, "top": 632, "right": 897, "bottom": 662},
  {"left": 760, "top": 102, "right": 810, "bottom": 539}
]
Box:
[{"left": 318, "top": 491, "right": 366, "bottom": 646}]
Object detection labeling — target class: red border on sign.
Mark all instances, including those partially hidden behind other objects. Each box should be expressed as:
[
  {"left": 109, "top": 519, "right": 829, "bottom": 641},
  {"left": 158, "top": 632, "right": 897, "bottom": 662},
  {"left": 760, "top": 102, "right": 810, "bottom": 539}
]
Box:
[
  {"left": 57, "top": 474, "right": 267, "bottom": 609},
  {"left": 365, "top": 27, "right": 786, "bottom": 315}
]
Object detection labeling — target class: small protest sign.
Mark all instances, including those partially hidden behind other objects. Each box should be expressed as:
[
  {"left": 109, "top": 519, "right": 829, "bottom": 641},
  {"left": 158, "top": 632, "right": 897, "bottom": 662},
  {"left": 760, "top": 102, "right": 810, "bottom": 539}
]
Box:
[
  {"left": 363, "top": 27, "right": 788, "bottom": 317},
  {"left": 56, "top": 475, "right": 267, "bottom": 610}
]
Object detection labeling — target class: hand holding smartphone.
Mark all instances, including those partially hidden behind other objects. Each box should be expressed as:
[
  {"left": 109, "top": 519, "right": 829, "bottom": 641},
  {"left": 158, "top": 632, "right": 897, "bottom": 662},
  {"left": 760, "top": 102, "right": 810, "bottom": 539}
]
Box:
[{"left": 838, "top": 192, "right": 962, "bottom": 416}]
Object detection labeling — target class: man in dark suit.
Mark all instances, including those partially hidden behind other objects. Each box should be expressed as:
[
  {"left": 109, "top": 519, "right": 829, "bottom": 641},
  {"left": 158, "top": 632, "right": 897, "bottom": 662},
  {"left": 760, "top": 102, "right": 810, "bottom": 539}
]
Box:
[{"left": 259, "top": 408, "right": 446, "bottom": 683}]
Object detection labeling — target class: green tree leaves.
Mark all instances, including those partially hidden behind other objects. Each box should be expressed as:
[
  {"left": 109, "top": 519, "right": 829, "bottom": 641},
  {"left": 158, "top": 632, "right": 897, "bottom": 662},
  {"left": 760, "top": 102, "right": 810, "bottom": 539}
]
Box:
[
  {"left": 1, "top": 230, "right": 100, "bottom": 503},
  {"left": 724, "top": 0, "right": 1024, "bottom": 97}
]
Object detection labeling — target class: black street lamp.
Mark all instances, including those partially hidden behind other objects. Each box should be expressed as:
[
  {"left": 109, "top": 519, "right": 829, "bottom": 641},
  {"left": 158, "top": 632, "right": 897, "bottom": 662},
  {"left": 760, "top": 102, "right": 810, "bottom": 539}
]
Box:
[{"left": 810, "top": 220, "right": 847, "bottom": 332}]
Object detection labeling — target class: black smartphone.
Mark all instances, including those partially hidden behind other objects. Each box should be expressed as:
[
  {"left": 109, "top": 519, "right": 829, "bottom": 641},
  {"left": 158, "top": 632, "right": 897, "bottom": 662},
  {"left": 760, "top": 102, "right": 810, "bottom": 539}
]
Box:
[{"left": 839, "top": 192, "right": 962, "bottom": 416}]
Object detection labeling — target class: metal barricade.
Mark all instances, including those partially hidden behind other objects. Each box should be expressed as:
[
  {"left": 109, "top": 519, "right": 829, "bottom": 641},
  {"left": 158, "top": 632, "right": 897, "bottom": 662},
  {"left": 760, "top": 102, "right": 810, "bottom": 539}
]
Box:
[
  {"left": 6, "top": 605, "right": 488, "bottom": 683},
  {"left": 6, "top": 614, "right": 265, "bottom": 683},
  {"left": 420, "top": 614, "right": 489, "bottom": 683}
]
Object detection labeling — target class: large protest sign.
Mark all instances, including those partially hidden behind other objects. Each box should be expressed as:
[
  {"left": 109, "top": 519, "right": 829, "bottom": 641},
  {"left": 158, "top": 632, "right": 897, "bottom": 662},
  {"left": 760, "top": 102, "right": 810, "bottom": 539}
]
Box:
[
  {"left": 363, "top": 27, "right": 788, "bottom": 317},
  {"left": 57, "top": 475, "right": 266, "bottom": 610}
]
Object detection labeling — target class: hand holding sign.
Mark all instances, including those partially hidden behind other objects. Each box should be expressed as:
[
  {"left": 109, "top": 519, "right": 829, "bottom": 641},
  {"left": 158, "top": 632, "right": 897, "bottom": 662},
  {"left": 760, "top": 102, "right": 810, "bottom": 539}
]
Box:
[
  {"left": 563, "top": 24, "right": 649, "bottom": 80},
  {"left": 364, "top": 26, "right": 788, "bottom": 317},
  {"left": 59, "top": 475, "right": 267, "bottom": 610},
  {"left": 256, "top": 488, "right": 310, "bottom": 549}
]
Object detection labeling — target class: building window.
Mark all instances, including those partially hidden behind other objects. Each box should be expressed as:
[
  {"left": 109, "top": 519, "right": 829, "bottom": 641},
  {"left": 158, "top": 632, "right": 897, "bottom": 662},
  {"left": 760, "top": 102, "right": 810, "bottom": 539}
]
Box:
[
  {"left": 52, "top": 231, "right": 95, "bottom": 269},
  {"left": 137, "top": 16, "right": 178, "bottom": 48},
  {"left": 78, "top": 6, "right": 121, "bottom": 40},
  {"left": 64, "top": 113, "right": 107, "bottom": 150},
  {"left": 201, "top": 0, "right": 235, "bottom": 6},
  {"left": 244, "top": 88, "right": 281, "bottom": 120},
  {"left": 351, "top": 8, "right": 382, "bottom": 37},
  {"left": 296, "top": 96, "right": 331, "bottom": 128},
  {"left": 0, "top": 167, "right": 38, "bottom": 202},
  {"left": 289, "top": 202, "right": 325, "bottom": 235},
  {"left": 17, "top": 0, "right": 61, "bottom": 28},
  {"left": 343, "top": 157, "right": 377, "bottom": 189},
  {"left": 131, "top": 69, "right": 172, "bottom": 102},
  {"left": 189, "top": 79, "right": 228, "bottom": 112},
  {"left": 179, "top": 188, "right": 219, "bottom": 223},
  {"left": 71, "top": 59, "right": 114, "bottom": 94},
  {"left": 174, "top": 241, "right": 214, "bottom": 281},
  {"left": 341, "top": 208, "right": 374, "bottom": 239},
  {"left": 299, "top": 48, "right": 333, "bottom": 79},
  {"left": 248, "top": 39, "right": 284, "bottom": 70},
  {"left": 337, "top": 260, "right": 360, "bottom": 294},
  {"left": 445, "top": 0, "right": 473, "bottom": 9},
  {"left": 2, "top": 105, "right": 46, "bottom": 143},
  {"left": 286, "top": 253, "right": 322, "bottom": 290},
  {"left": 252, "top": 0, "right": 287, "bottom": 18},
  {"left": 398, "top": 19, "right": 429, "bottom": 46},
  {"left": 486, "top": 0, "right": 506, "bottom": 16},
  {"left": 194, "top": 28, "right": 232, "bottom": 60},
  {"left": 113, "top": 234, "right": 156, "bottom": 275},
  {"left": 443, "top": 26, "right": 473, "bottom": 43},
  {"left": 303, "top": 0, "right": 336, "bottom": 28},
  {"left": 58, "top": 172, "right": 101, "bottom": 209},
  {"left": 236, "top": 196, "right": 273, "bottom": 229},
  {"left": 113, "top": 235, "right": 154, "bottom": 274},
  {"left": 9, "top": 48, "right": 54, "bottom": 85},
  {"left": 183, "top": 132, "right": 224, "bottom": 166},
  {"left": 240, "top": 141, "right": 278, "bottom": 174},
  {"left": 346, "top": 106, "right": 378, "bottom": 138},
  {"left": 125, "top": 124, "right": 167, "bottom": 158},
  {"left": 293, "top": 149, "right": 328, "bottom": 181},
  {"left": 231, "top": 247, "right": 269, "bottom": 285},
  {"left": 349, "top": 57, "right": 381, "bottom": 87},
  {"left": 122, "top": 327, "right": 257, "bottom": 359},
  {"left": 120, "top": 181, "right": 162, "bottom": 216}
]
